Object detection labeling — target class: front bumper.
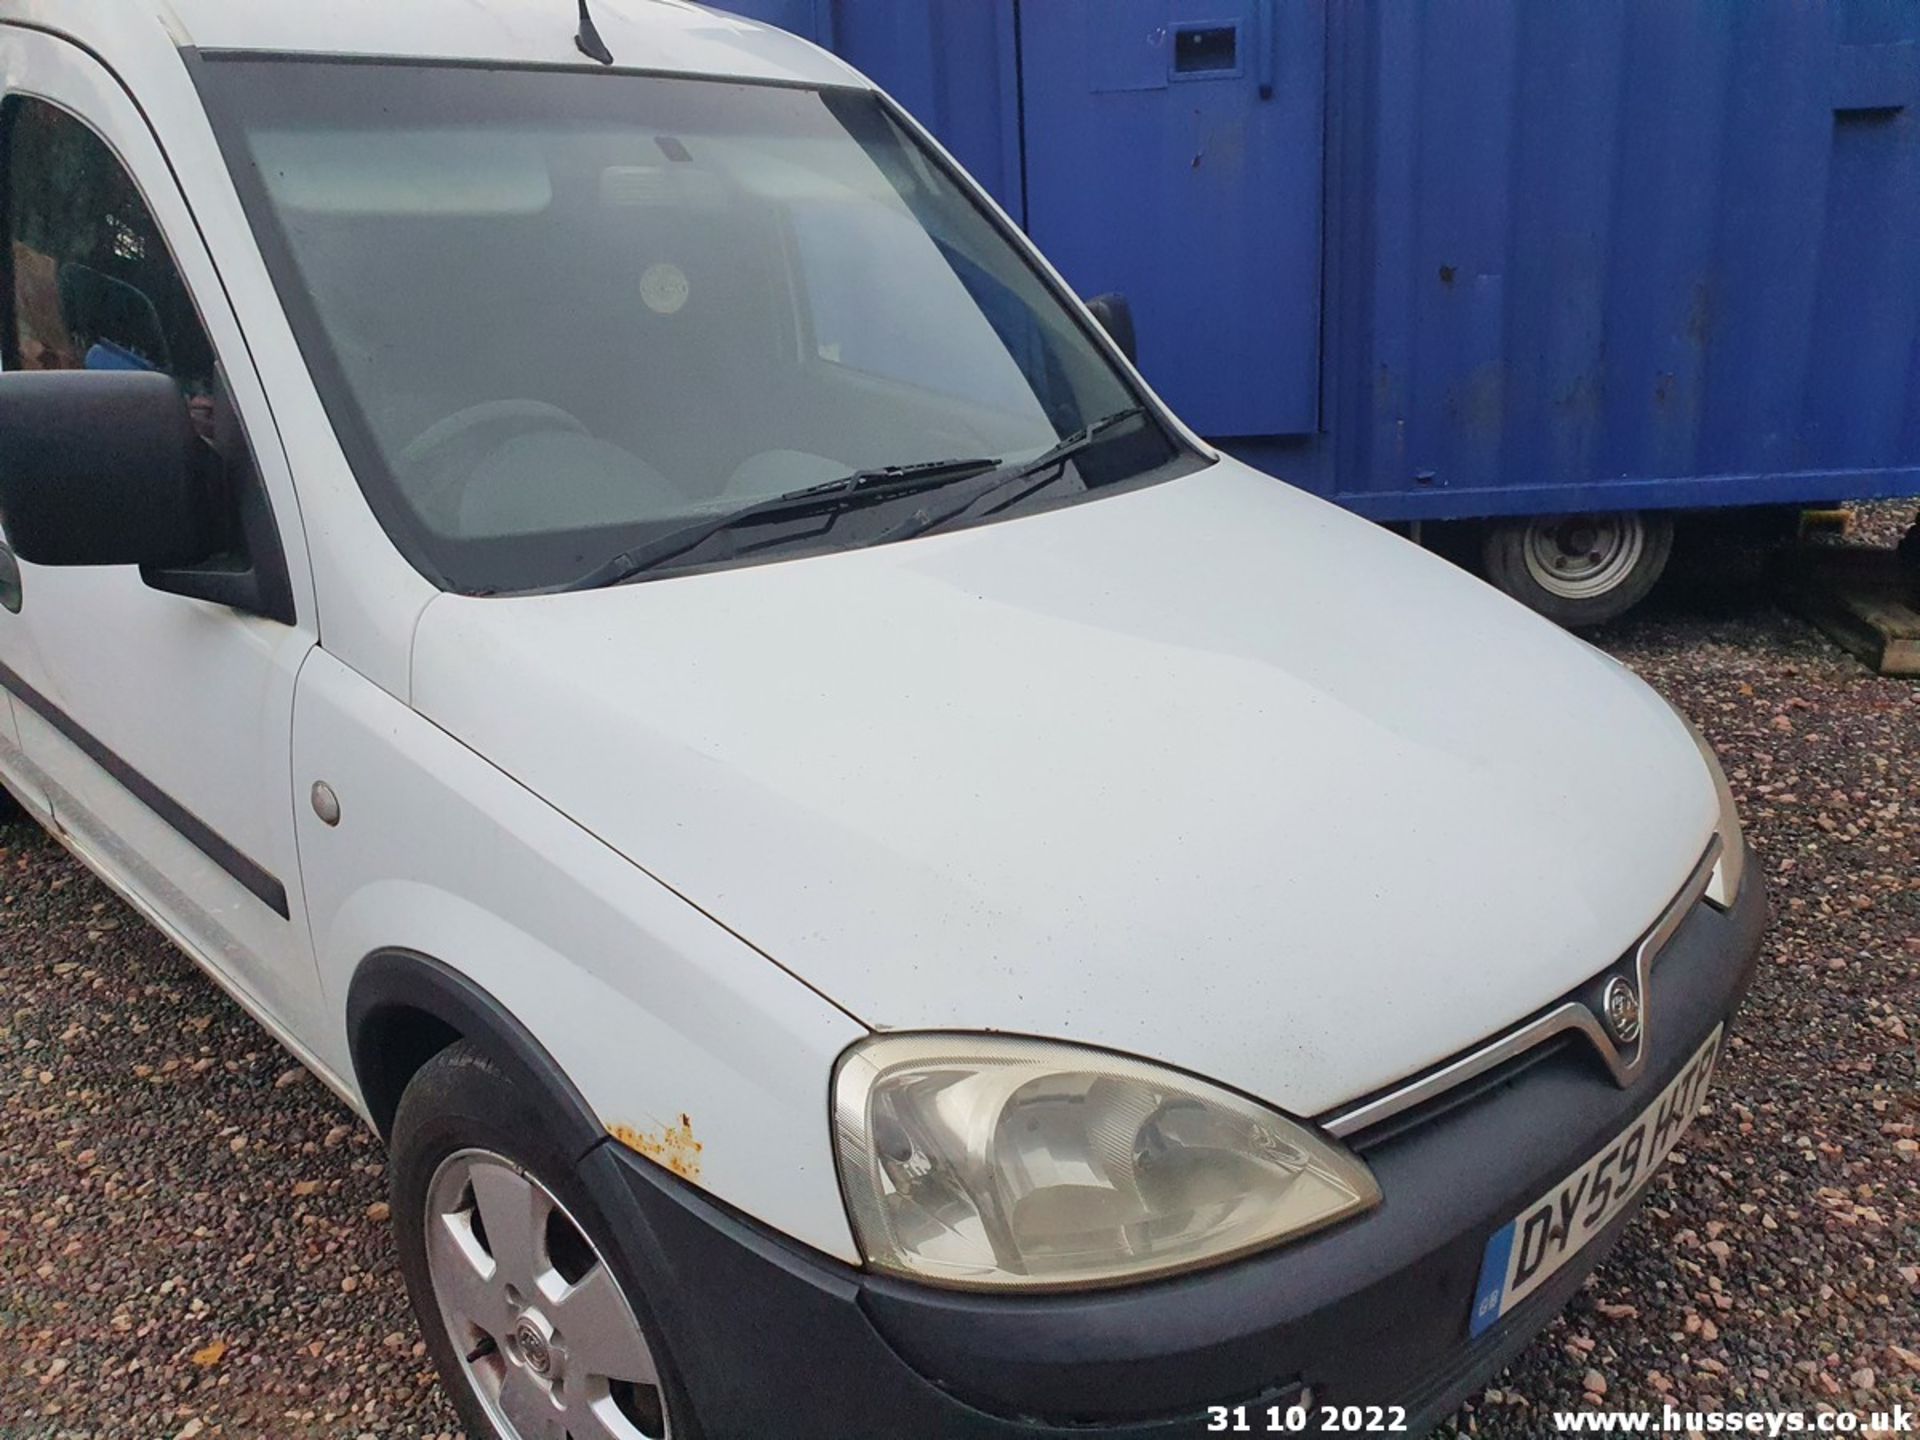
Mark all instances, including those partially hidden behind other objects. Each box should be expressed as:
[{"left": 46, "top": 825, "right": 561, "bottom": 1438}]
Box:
[{"left": 578, "top": 859, "right": 1766, "bottom": 1439}]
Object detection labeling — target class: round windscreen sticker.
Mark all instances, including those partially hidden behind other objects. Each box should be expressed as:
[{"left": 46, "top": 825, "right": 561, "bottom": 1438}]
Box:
[{"left": 639, "top": 262, "right": 690, "bottom": 315}]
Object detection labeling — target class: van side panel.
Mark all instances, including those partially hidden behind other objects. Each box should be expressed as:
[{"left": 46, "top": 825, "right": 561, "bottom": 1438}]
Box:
[{"left": 291, "top": 646, "right": 866, "bottom": 1263}]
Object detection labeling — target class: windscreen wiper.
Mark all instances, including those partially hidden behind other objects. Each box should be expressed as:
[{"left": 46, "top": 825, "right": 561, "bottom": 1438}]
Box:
[
  {"left": 1010, "top": 405, "right": 1149, "bottom": 481},
  {"left": 557, "top": 455, "right": 1001, "bottom": 592},
  {"left": 873, "top": 407, "right": 1151, "bottom": 547}
]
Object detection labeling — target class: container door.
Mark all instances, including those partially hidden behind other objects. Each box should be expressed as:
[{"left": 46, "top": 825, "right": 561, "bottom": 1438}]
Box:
[{"left": 1017, "top": 0, "right": 1326, "bottom": 437}]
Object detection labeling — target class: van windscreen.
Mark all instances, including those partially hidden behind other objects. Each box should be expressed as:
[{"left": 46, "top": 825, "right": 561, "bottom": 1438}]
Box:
[{"left": 195, "top": 59, "right": 1185, "bottom": 592}]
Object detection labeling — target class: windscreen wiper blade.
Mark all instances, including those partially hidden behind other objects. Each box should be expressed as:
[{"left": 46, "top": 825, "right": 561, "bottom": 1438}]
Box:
[
  {"left": 557, "top": 455, "right": 1000, "bottom": 592},
  {"left": 1009, "top": 406, "right": 1148, "bottom": 482},
  {"left": 831, "top": 455, "right": 1005, "bottom": 493},
  {"left": 873, "top": 407, "right": 1152, "bottom": 547}
]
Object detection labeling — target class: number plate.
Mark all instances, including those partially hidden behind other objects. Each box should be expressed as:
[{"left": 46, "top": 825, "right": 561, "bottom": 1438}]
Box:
[{"left": 1469, "top": 1024, "right": 1722, "bottom": 1337}]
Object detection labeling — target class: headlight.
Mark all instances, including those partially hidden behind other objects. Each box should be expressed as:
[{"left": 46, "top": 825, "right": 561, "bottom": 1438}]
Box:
[
  {"left": 1687, "top": 721, "right": 1746, "bottom": 908},
  {"left": 832, "top": 1034, "right": 1380, "bottom": 1290}
]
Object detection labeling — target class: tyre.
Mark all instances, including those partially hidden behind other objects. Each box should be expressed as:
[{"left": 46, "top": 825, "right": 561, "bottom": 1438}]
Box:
[
  {"left": 1480, "top": 510, "right": 1674, "bottom": 627},
  {"left": 391, "top": 1041, "right": 689, "bottom": 1440}
]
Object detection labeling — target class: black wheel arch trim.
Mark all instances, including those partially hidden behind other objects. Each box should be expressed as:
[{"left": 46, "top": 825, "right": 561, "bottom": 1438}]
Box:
[{"left": 345, "top": 948, "right": 606, "bottom": 1159}]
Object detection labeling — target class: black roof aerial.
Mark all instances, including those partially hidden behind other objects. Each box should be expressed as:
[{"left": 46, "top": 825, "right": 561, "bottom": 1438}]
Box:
[{"left": 575, "top": 0, "right": 615, "bottom": 65}]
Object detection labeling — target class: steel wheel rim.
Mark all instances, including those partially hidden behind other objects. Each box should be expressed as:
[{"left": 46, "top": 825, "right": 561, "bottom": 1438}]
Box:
[
  {"left": 424, "top": 1148, "right": 670, "bottom": 1440},
  {"left": 1520, "top": 512, "right": 1646, "bottom": 600}
]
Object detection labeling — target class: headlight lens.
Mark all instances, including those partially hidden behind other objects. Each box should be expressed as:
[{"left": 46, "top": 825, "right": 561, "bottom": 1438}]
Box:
[
  {"left": 1688, "top": 723, "right": 1746, "bottom": 908},
  {"left": 833, "top": 1034, "right": 1380, "bottom": 1290}
]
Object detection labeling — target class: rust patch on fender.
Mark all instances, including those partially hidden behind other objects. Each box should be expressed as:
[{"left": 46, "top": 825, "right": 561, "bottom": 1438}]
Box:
[{"left": 609, "top": 1114, "right": 704, "bottom": 1182}]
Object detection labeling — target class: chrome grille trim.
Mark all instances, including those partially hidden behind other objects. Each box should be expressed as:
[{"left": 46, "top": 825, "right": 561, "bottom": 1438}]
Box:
[{"left": 1321, "top": 837, "right": 1722, "bottom": 1140}]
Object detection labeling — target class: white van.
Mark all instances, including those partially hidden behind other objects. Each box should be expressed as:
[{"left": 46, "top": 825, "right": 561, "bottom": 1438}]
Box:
[{"left": 0, "top": 3, "right": 1764, "bottom": 1437}]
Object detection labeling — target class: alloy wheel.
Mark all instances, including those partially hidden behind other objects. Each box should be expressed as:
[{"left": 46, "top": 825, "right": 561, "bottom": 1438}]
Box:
[{"left": 424, "top": 1148, "right": 670, "bottom": 1440}]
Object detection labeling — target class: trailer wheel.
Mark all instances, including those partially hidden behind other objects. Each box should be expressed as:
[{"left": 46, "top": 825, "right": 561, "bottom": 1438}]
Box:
[{"left": 1481, "top": 511, "right": 1673, "bottom": 627}]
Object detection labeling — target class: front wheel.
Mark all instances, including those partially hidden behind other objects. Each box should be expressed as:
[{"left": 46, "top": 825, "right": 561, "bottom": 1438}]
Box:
[
  {"left": 391, "top": 1042, "right": 685, "bottom": 1440},
  {"left": 1480, "top": 510, "right": 1674, "bottom": 627}
]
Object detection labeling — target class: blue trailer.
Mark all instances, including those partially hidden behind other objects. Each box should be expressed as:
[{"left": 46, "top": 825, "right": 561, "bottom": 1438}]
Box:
[{"left": 713, "top": 0, "right": 1920, "bottom": 621}]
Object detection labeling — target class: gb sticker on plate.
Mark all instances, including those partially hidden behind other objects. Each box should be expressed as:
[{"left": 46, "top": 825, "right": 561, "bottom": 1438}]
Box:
[{"left": 1469, "top": 1024, "right": 1722, "bottom": 1337}]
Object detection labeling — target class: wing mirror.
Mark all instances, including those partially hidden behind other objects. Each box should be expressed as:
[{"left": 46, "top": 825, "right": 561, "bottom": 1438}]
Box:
[
  {"left": 1085, "top": 292, "right": 1138, "bottom": 366},
  {"left": 0, "top": 369, "right": 294, "bottom": 621},
  {"left": 0, "top": 370, "right": 213, "bottom": 567}
]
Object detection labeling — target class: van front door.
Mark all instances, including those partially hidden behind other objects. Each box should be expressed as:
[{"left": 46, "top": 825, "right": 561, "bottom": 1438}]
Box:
[{"left": 0, "top": 29, "right": 326, "bottom": 1045}]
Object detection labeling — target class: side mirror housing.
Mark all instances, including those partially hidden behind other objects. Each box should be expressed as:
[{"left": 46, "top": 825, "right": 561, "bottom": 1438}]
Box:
[
  {"left": 0, "top": 370, "right": 212, "bottom": 568},
  {"left": 1085, "top": 292, "right": 1138, "bottom": 366}
]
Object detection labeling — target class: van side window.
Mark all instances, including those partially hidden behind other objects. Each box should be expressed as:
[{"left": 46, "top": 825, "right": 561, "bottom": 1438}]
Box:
[
  {"left": 3, "top": 96, "right": 217, "bottom": 404},
  {"left": 1, "top": 94, "right": 294, "bottom": 622}
]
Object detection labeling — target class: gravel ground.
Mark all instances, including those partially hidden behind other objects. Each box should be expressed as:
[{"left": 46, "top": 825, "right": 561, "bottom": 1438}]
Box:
[
  {"left": 1835, "top": 499, "right": 1919, "bottom": 550},
  {"left": 1445, "top": 509, "right": 1920, "bottom": 1435},
  {"left": 2, "top": 511, "right": 1916, "bottom": 1439}
]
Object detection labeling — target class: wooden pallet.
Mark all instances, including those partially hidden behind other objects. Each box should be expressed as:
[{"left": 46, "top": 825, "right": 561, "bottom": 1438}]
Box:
[{"left": 1785, "top": 545, "right": 1920, "bottom": 676}]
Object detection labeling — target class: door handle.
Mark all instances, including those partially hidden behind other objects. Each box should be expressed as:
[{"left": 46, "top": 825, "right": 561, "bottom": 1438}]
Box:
[
  {"left": 0, "top": 544, "right": 20, "bottom": 615},
  {"left": 1254, "top": 0, "right": 1276, "bottom": 100}
]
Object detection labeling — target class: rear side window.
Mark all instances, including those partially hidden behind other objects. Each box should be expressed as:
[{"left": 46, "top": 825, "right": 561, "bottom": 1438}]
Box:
[{"left": 2, "top": 96, "right": 217, "bottom": 398}]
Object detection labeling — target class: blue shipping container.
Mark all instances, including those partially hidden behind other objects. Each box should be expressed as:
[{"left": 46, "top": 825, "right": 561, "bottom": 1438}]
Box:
[{"left": 716, "top": 0, "right": 1920, "bottom": 527}]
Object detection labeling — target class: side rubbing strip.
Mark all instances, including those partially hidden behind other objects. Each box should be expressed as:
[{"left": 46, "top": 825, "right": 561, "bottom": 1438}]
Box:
[{"left": 0, "top": 660, "right": 290, "bottom": 919}]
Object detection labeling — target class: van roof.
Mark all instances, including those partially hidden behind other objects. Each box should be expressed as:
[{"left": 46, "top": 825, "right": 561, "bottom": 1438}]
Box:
[{"left": 2, "top": 0, "right": 860, "bottom": 88}]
